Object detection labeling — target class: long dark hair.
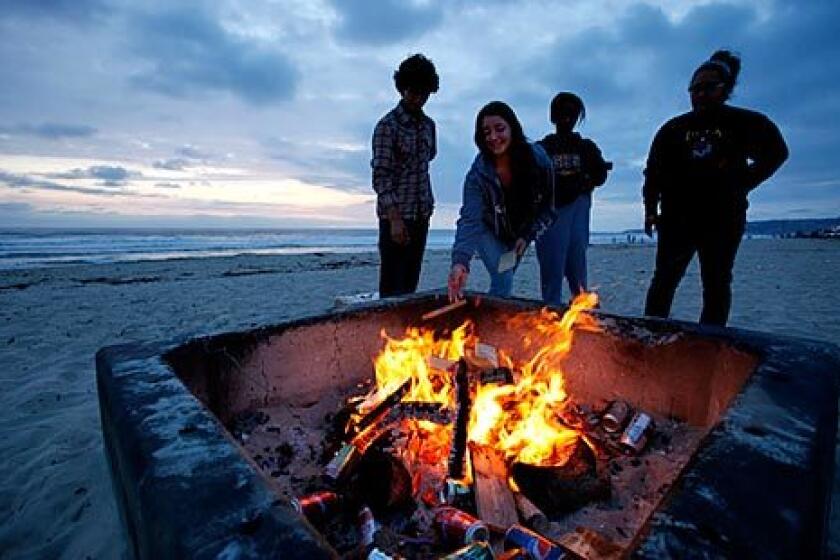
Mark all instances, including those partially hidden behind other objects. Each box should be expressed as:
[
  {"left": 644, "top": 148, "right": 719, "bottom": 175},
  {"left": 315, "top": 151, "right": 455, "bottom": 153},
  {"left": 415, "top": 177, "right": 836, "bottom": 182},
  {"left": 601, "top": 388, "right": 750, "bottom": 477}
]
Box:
[
  {"left": 693, "top": 49, "right": 742, "bottom": 100},
  {"left": 473, "top": 101, "right": 537, "bottom": 186}
]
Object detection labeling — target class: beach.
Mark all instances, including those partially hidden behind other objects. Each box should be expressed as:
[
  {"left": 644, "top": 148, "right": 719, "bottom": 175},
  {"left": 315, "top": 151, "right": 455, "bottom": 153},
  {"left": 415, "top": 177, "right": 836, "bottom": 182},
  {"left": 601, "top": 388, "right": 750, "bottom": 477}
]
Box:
[{"left": 1, "top": 238, "right": 838, "bottom": 558}]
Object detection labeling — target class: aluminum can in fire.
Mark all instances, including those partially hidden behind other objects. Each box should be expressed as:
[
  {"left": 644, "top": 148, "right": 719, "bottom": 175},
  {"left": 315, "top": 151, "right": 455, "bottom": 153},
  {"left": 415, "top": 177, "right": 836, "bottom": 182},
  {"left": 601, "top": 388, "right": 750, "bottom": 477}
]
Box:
[
  {"left": 290, "top": 490, "right": 340, "bottom": 523},
  {"left": 619, "top": 411, "right": 653, "bottom": 453},
  {"left": 433, "top": 505, "right": 490, "bottom": 545},
  {"left": 441, "top": 541, "right": 495, "bottom": 560},
  {"left": 504, "top": 524, "right": 573, "bottom": 560},
  {"left": 479, "top": 366, "right": 514, "bottom": 386},
  {"left": 441, "top": 478, "right": 473, "bottom": 508},
  {"left": 601, "top": 400, "right": 631, "bottom": 433}
]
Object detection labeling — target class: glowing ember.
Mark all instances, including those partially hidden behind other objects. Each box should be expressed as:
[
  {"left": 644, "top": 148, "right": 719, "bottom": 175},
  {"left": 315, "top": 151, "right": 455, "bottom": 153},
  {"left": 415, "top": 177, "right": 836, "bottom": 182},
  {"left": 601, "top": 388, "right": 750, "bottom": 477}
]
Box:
[{"left": 350, "top": 292, "right": 600, "bottom": 486}]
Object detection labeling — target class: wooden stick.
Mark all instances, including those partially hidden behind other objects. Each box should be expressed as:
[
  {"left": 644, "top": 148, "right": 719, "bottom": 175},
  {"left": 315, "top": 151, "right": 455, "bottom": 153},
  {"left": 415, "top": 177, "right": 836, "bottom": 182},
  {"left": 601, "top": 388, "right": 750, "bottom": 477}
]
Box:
[
  {"left": 421, "top": 298, "right": 467, "bottom": 321},
  {"left": 513, "top": 492, "right": 550, "bottom": 534}
]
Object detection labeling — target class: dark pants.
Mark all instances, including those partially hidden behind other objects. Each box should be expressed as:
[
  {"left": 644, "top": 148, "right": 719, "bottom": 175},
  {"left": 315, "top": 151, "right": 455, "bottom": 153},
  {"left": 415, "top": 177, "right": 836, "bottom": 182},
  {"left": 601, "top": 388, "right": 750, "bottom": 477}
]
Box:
[
  {"left": 645, "top": 215, "right": 745, "bottom": 326},
  {"left": 378, "top": 217, "right": 429, "bottom": 297}
]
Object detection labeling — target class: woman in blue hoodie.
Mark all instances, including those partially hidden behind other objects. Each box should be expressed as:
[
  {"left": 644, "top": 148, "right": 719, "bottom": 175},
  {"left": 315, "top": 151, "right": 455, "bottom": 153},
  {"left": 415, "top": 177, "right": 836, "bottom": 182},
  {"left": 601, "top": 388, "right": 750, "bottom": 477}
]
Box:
[{"left": 448, "top": 101, "right": 555, "bottom": 302}]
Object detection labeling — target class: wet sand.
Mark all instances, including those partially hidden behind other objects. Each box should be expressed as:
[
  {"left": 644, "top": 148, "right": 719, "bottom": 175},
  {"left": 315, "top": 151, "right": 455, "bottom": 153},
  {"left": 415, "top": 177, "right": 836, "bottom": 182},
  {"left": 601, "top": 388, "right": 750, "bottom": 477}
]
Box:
[{"left": 0, "top": 239, "right": 838, "bottom": 558}]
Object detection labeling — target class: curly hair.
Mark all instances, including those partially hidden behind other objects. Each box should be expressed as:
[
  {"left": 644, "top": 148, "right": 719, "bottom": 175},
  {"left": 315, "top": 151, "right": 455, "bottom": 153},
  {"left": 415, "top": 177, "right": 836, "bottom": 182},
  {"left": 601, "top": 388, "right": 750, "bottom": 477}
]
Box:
[{"left": 393, "top": 54, "right": 439, "bottom": 94}]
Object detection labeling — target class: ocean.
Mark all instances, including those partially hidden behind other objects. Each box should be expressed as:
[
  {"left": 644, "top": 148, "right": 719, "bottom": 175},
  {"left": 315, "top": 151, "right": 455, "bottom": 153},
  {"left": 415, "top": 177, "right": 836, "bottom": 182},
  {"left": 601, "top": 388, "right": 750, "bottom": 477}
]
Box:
[{"left": 0, "top": 228, "right": 651, "bottom": 270}]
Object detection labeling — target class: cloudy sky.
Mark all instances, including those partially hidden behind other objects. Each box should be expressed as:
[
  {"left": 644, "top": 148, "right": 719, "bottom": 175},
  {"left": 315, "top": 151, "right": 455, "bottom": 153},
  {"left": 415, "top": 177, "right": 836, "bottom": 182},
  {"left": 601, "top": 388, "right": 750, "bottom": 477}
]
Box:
[{"left": 0, "top": 0, "right": 837, "bottom": 230}]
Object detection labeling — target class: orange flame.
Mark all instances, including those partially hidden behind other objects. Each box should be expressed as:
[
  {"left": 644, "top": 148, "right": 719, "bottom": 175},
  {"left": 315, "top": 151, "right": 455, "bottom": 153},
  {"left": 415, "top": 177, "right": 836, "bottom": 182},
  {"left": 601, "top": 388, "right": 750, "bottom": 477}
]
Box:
[{"left": 358, "top": 292, "right": 600, "bottom": 472}]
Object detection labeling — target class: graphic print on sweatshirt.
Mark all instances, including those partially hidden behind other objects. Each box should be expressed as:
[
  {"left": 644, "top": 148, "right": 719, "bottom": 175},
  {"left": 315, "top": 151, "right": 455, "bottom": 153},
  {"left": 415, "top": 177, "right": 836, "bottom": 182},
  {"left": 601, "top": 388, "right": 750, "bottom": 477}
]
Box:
[
  {"left": 685, "top": 128, "right": 723, "bottom": 160},
  {"left": 552, "top": 153, "right": 582, "bottom": 176}
]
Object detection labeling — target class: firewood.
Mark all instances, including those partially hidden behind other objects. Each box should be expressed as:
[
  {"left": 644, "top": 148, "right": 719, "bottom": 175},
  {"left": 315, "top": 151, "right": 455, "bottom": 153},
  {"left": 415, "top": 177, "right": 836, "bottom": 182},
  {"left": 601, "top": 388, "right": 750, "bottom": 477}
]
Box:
[
  {"left": 448, "top": 359, "right": 471, "bottom": 479},
  {"left": 351, "top": 378, "right": 411, "bottom": 436},
  {"left": 421, "top": 298, "right": 467, "bottom": 320},
  {"left": 513, "top": 492, "right": 550, "bottom": 534},
  {"left": 470, "top": 443, "right": 518, "bottom": 529}
]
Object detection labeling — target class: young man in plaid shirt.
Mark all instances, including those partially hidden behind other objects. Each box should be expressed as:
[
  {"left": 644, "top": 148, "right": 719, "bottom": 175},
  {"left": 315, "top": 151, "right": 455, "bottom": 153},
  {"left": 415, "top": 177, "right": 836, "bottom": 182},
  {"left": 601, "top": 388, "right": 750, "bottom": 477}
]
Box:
[{"left": 371, "top": 54, "right": 439, "bottom": 297}]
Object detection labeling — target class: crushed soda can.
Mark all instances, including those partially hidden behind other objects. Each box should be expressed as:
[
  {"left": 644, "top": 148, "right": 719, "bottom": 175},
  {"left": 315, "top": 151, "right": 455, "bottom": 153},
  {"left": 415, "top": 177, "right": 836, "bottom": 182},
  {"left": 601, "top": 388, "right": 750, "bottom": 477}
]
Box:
[
  {"left": 601, "top": 400, "right": 631, "bottom": 433},
  {"left": 441, "top": 477, "right": 473, "bottom": 509},
  {"left": 441, "top": 541, "right": 495, "bottom": 559},
  {"left": 434, "top": 505, "right": 490, "bottom": 545},
  {"left": 505, "top": 524, "right": 576, "bottom": 560},
  {"left": 619, "top": 411, "right": 653, "bottom": 454},
  {"left": 290, "top": 490, "right": 340, "bottom": 523}
]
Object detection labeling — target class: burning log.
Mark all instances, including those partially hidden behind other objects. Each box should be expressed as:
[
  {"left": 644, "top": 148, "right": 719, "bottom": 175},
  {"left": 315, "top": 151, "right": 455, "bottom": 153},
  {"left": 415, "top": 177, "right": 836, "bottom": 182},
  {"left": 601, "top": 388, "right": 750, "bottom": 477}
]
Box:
[
  {"left": 350, "top": 378, "right": 412, "bottom": 436},
  {"left": 448, "top": 359, "right": 471, "bottom": 480},
  {"left": 326, "top": 414, "right": 398, "bottom": 481},
  {"left": 470, "top": 443, "right": 519, "bottom": 530},
  {"left": 510, "top": 438, "right": 610, "bottom": 516},
  {"left": 388, "top": 401, "right": 452, "bottom": 425}
]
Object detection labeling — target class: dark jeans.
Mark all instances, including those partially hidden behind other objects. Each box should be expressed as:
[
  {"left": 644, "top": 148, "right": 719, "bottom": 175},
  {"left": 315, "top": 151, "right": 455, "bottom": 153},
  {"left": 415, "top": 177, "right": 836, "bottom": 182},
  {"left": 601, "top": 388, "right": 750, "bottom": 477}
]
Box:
[
  {"left": 378, "top": 217, "right": 429, "bottom": 297},
  {"left": 645, "top": 215, "right": 745, "bottom": 326}
]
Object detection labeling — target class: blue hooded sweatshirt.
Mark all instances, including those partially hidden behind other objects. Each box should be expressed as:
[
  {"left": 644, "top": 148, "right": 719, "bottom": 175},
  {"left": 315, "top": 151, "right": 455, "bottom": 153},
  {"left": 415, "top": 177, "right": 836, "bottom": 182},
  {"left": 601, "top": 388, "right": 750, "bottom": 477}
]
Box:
[{"left": 451, "top": 143, "right": 556, "bottom": 270}]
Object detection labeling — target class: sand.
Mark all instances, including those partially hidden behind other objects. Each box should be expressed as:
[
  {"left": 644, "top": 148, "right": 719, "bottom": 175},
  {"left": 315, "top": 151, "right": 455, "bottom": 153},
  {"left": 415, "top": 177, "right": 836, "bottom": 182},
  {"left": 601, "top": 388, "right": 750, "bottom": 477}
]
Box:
[{"left": 0, "top": 239, "right": 838, "bottom": 558}]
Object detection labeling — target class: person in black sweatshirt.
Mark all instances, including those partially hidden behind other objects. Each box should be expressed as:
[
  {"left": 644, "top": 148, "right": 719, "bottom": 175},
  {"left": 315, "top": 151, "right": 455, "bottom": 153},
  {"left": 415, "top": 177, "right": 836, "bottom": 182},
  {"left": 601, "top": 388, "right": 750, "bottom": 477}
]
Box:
[
  {"left": 642, "top": 50, "right": 788, "bottom": 326},
  {"left": 536, "top": 92, "right": 610, "bottom": 306}
]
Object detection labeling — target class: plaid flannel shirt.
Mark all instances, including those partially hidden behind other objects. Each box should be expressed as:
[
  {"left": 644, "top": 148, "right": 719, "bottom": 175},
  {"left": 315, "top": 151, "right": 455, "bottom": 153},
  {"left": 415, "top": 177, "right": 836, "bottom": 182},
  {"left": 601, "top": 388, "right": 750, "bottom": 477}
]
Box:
[{"left": 371, "top": 102, "right": 436, "bottom": 220}]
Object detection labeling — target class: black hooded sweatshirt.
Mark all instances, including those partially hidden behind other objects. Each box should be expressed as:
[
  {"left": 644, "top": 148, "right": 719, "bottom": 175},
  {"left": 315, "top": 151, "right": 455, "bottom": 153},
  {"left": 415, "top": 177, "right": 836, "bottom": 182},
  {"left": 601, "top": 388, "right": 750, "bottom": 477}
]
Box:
[
  {"left": 538, "top": 131, "right": 610, "bottom": 207},
  {"left": 642, "top": 104, "right": 788, "bottom": 224}
]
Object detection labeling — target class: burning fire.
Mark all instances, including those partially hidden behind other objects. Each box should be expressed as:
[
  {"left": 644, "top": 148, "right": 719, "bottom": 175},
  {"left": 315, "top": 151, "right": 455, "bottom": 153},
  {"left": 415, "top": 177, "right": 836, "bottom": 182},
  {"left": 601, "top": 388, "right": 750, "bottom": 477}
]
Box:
[{"left": 354, "top": 292, "right": 600, "bottom": 475}]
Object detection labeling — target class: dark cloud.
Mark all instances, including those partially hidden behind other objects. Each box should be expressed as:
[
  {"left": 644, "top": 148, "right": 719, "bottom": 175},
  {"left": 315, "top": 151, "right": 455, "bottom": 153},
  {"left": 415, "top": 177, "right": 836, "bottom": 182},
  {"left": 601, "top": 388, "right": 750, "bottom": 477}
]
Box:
[
  {"left": 177, "top": 145, "right": 211, "bottom": 159},
  {"left": 0, "top": 122, "right": 98, "bottom": 139},
  {"left": 152, "top": 145, "right": 211, "bottom": 170},
  {"left": 47, "top": 165, "right": 137, "bottom": 186},
  {"left": 508, "top": 1, "right": 840, "bottom": 213},
  {"left": 126, "top": 7, "right": 298, "bottom": 104},
  {"left": 153, "top": 158, "right": 190, "bottom": 171},
  {"left": 0, "top": 170, "right": 133, "bottom": 196},
  {"left": 0, "top": 0, "right": 109, "bottom": 23},
  {"left": 263, "top": 136, "right": 370, "bottom": 191},
  {"left": 0, "top": 201, "right": 33, "bottom": 213},
  {"left": 328, "top": 0, "right": 444, "bottom": 45}
]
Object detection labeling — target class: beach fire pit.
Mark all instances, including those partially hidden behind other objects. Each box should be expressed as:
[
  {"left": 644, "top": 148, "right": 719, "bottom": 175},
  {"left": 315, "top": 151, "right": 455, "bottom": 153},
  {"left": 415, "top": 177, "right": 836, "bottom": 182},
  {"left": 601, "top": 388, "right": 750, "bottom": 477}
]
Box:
[{"left": 96, "top": 291, "right": 839, "bottom": 559}]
